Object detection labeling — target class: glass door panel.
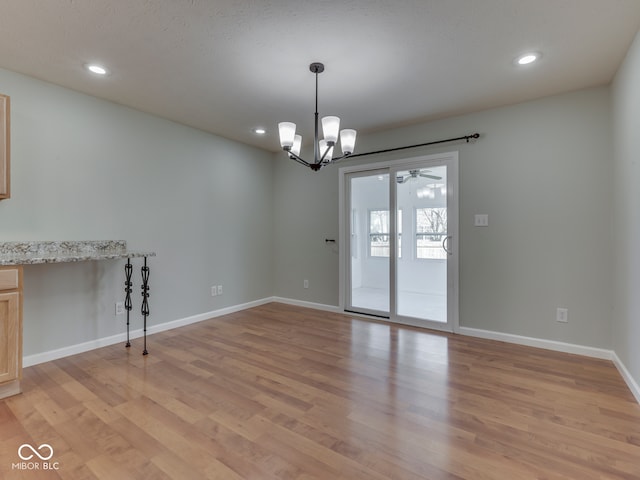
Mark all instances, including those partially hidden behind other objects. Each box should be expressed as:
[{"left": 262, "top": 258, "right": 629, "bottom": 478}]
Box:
[
  {"left": 395, "top": 166, "right": 448, "bottom": 324},
  {"left": 347, "top": 170, "right": 390, "bottom": 317}
]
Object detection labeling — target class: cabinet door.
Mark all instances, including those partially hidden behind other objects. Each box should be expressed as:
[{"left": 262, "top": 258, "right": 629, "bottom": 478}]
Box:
[{"left": 0, "top": 292, "right": 19, "bottom": 384}]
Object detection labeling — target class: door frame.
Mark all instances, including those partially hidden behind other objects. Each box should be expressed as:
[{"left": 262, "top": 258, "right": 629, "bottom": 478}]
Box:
[{"left": 338, "top": 151, "right": 459, "bottom": 333}]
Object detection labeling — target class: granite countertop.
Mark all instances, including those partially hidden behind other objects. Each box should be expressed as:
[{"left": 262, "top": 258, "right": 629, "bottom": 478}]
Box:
[{"left": 0, "top": 240, "right": 156, "bottom": 265}]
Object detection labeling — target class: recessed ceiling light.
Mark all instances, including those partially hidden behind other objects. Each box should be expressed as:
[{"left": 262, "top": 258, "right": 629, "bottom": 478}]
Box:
[
  {"left": 253, "top": 127, "right": 266, "bottom": 135},
  {"left": 516, "top": 53, "right": 540, "bottom": 66},
  {"left": 85, "top": 63, "right": 108, "bottom": 75}
]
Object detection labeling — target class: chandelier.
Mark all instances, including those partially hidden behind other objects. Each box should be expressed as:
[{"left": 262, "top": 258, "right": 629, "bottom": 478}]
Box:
[{"left": 278, "top": 62, "right": 357, "bottom": 171}]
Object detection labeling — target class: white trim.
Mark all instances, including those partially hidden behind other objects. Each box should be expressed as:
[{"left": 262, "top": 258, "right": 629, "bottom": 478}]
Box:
[
  {"left": 458, "top": 326, "right": 613, "bottom": 359},
  {"left": 271, "top": 296, "right": 341, "bottom": 313},
  {"left": 612, "top": 352, "right": 640, "bottom": 404},
  {"left": 23, "top": 297, "right": 273, "bottom": 367},
  {"left": 338, "top": 170, "right": 345, "bottom": 310}
]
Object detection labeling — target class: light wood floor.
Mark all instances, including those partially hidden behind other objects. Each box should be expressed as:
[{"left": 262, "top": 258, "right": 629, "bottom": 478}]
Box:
[{"left": 2, "top": 303, "right": 640, "bottom": 479}]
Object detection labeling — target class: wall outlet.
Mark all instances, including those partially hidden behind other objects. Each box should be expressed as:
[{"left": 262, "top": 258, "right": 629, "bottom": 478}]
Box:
[
  {"left": 217, "top": 285, "right": 223, "bottom": 295},
  {"left": 303, "top": 279, "right": 309, "bottom": 289},
  {"left": 115, "top": 301, "right": 125, "bottom": 315},
  {"left": 556, "top": 307, "right": 568, "bottom": 323},
  {"left": 211, "top": 286, "right": 217, "bottom": 297}
]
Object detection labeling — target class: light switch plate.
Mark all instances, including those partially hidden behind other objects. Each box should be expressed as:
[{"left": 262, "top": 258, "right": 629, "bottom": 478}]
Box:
[{"left": 474, "top": 214, "right": 489, "bottom": 227}]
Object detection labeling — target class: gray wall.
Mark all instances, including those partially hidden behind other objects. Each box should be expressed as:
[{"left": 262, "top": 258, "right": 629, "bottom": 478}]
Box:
[
  {"left": 612, "top": 30, "right": 640, "bottom": 385},
  {"left": 274, "top": 87, "right": 613, "bottom": 349},
  {"left": 0, "top": 67, "right": 274, "bottom": 356}
]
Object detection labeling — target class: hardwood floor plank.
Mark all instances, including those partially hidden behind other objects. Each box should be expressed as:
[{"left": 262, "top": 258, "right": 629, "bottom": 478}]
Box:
[{"left": 1, "top": 302, "right": 639, "bottom": 479}]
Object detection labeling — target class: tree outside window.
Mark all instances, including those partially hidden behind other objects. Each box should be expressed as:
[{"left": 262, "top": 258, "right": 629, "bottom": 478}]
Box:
[{"left": 416, "top": 207, "right": 447, "bottom": 259}]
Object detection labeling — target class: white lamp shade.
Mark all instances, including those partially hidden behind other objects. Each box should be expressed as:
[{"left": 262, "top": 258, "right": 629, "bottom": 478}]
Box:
[
  {"left": 340, "top": 129, "right": 357, "bottom": 154},
  {"left": 319, "top": 139, "right": 334, "bottom": 162},
  {"left": 291, "top": 135, "right": 302, "bottom": 156},
  {"left": 278, "top": 122, "right": 296, "bottom": 148},
  {"left": 321, "top": 116, "right": 340, "bottom": 144}
]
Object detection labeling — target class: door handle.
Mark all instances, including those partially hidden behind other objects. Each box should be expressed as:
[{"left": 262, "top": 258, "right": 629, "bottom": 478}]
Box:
[{"left": 442, "top": 235, "right": 452, "bottom": 255}]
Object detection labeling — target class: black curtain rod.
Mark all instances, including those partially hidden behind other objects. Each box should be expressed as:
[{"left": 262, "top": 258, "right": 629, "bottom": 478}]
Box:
[{"left": 346, "top": 132, "right": 480, "bottom": 159}]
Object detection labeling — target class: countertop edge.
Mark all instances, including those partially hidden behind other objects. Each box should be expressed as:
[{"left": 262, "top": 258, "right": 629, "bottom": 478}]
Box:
[{"left": 0, "top": 251, "right": 157, "bottom": 266}]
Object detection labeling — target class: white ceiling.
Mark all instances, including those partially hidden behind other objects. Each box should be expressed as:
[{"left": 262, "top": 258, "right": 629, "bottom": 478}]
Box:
[{"left": 1, "top": 0, "right": 639, "bottom": 153}]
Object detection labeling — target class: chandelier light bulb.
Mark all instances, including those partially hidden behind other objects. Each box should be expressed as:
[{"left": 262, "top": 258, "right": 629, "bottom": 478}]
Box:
[
  {"left": 322, "top": 116, "right": 340, "bottom": 144},
  {"left": 278, "top": 122, "right": 296, "bottom": 149},
  {"left": 340, "top": 129, "right": 357, "bottom": 155},
  {"left": 291, "top": 135, "right": 302, "bottom": 157}
]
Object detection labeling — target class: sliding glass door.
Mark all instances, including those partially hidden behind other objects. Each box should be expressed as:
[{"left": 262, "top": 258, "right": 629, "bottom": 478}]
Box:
[{"left": 342, "top": 153, "right": 458, "bottom": 332}]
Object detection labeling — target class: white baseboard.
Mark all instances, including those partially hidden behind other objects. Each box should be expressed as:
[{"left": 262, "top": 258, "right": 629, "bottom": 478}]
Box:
[
  {"left": 23, "top": 297, "right": 274, "bottom": 367},
  {"left": 271, "top": 296, "right": 341, "bottom": 313},
  {"left": 611, "top": 352, "right": 640, "bottom": 404},
  {"left": 458, "top": 326, "right": 613, "bottom": 360}
]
